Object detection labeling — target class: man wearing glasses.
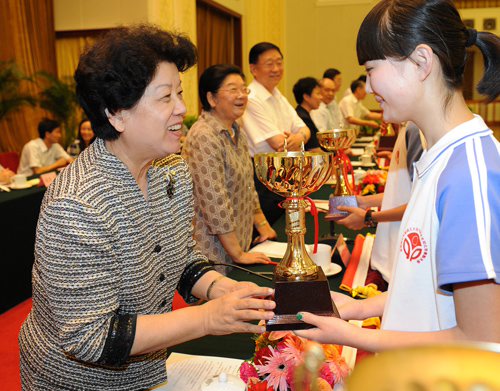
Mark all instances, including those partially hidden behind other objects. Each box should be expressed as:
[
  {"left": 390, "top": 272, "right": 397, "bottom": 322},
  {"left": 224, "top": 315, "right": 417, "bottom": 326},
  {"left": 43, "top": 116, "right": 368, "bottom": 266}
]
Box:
[{"left": 242, "top": 42, "right": 311, "bottom": 227}]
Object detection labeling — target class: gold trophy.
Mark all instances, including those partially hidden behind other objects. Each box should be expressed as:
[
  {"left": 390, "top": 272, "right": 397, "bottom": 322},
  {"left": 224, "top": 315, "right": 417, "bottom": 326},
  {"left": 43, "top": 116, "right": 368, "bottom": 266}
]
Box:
[
  {"left": 254, "top": 150, "right": 340, "bottom": 330},
  {"left": 316, "top": 129, "right": 358, "bottom": 220}
]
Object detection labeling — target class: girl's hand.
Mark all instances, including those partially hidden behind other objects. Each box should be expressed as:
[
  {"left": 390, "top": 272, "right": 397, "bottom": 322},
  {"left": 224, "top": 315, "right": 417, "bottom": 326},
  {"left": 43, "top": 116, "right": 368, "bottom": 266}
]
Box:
[
  {"left": 336, "top": 206, "right": 366, "bottom": 230},
  {"left": 202, "top": 286, "right": 275, "bottom": 335},
  {"left": 294, "top": 312, "right": 353, "bottom": 345}
]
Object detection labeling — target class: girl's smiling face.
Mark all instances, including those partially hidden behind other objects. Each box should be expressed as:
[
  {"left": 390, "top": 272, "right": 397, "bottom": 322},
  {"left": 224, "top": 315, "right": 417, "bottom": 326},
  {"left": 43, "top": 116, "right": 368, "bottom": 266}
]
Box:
[{"left": 364, "top": 57, "right": 420, "bottom": 124}]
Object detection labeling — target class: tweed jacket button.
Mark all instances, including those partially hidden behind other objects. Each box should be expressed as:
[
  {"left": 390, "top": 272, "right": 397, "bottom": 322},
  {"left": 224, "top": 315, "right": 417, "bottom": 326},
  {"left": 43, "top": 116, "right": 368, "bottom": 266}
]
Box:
[
  {"left": 160, "top": 299, "right": 167, "bottom": 308},
  {"left": 159, "top": 273, "right": 165, "bottom": 282},
  {"left": 153, "top": 244, "right": 161, "bottom": 253}
]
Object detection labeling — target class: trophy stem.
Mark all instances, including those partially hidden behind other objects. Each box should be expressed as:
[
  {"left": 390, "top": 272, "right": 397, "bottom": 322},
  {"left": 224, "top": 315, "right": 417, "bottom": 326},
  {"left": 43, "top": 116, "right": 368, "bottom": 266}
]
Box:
[{"left": 276, "top": 198, "right": 318, "bottom": 281}]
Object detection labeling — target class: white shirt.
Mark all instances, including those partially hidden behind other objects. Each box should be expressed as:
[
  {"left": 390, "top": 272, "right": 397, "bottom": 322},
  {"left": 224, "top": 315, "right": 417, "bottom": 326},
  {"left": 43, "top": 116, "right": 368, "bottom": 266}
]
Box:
[
  {"left": 17, "top": 138, "right": 70, "bottom": 176},
  {"left": 382, "top": 115, "right": 499, "bottom": 332},
  {"left": 370, "top": 125, "right": 420, "bottom": 282},
  {"left": 311, "top": 101, "right": 343, "bottom": 131},
  {"left": 339, "top": 94, "right": 370, "bottom": 130},
  {"left": 242, "top": 79, "right": 306, "bottom": 156}
]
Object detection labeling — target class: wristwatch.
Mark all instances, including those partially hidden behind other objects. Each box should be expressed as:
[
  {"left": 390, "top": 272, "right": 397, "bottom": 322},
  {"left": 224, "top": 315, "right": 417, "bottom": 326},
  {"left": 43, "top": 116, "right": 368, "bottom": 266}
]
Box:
[{"left": 364, "top": 209, "right": 378, "bottom": 228}]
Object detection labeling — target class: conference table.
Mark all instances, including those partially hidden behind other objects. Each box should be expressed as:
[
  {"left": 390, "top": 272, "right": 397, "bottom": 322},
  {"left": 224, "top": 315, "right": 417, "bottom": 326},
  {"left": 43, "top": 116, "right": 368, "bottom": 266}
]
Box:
[
  {"left": 0, "top": 185, "right": 46, "bottom": 313},
  {"left": 0, "top": 141, "right": 379, "bottom": 317}
]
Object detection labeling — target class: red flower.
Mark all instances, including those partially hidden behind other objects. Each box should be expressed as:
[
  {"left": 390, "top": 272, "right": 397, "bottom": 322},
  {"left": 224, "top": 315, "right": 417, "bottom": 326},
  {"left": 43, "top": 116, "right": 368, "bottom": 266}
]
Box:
[
  {"left": 247, "top": 379, "right": 274, "bottom": 391},
  {"left": 240, "top": 362, "right": 259, "bottom": 383},
  {"left": 254, "top": 345, "right": 272, "bottom": 365}
]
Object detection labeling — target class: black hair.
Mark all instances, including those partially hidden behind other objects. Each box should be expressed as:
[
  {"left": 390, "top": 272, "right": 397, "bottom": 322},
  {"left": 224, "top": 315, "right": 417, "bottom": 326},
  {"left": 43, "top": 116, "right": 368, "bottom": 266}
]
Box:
[
  {"left": 38, "top": 118, "right": 60, "bottom": 139},
  {"left": 323, "top": 68, "right": 341, "bottom": 80},
  {"left": 249, "top": 42, "right": 283, "bottom": 64},
  {"left": 77, "top": 118, "right": 96, "bottom": 150},
  {"left": 74, "top": 25, "right": 197, "bottom": 140},
  {"left": 293, "top": 77, "right": 319, "bottom": 105},
  {"left": 357, "top": 74, "right": 367, "bottom": 83},
  {"left": 356, "top": 0, "right": 499, "bottom": 101},
  {"left": 198, "top": 64, "right": 246, "bottom": 112},
  {"left": 350, "top": 79, "right": 365, "bottom": 94}
]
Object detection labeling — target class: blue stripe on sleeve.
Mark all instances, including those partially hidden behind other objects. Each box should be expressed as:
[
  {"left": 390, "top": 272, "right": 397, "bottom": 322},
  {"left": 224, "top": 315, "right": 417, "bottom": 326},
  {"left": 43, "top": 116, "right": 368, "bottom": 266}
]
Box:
[{"left": 435, "top": 135, "right": 500, "bottom": 292}]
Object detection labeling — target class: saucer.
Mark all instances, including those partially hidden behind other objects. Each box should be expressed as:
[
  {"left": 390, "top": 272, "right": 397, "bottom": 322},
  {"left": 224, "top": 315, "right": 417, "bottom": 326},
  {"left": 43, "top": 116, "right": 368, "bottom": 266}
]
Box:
[
  {"left": 351, "top": 161, "right": 376, "bottom": 168},
  {"left": 323, "top": 263, "right": 342, "bottom": 277},
  {"left": 8, "top": 182, "right": 32, "bottom": 190}
]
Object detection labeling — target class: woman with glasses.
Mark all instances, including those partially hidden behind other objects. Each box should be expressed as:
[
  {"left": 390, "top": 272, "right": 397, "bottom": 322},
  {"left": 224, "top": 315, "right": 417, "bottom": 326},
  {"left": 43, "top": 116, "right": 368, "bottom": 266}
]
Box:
[{"left": 183, "top": 64, "right": 276, "bottom": 274}]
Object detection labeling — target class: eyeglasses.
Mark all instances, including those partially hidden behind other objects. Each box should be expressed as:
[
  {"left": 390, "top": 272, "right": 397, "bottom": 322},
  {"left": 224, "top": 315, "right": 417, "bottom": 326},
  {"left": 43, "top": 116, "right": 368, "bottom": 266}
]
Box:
[
  {"left": 219, "top": 87, "right": 251, "bottom": 96},
  {"left": 259, "top": 59, "right": 284, "bottom": 69}
]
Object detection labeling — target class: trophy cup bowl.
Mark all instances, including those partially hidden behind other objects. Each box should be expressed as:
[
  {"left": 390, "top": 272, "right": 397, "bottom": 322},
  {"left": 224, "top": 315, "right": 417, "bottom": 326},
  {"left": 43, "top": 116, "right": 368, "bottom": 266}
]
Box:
[
  {"left": 317, "top": 129, "right": 358, "bottom": 220},
  {"left": 254, "top": 151, "right": 340, "bottom": 330},
  {"left": 316, "top": 128, "right": 357, "bottom": 152}
]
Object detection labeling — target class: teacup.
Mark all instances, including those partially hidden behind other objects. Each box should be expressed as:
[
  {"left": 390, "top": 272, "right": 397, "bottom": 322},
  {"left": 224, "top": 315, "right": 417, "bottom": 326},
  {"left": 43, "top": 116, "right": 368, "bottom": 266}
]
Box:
[
  {"left": 308, "top": 243, "right": 332, "bottom": 272},
  {"left": 360, "top": 154, "right": 372, "bottom": 165},
  {"left": 11, "top": 174, "right": 27, "bottom": 186},
  {"left": 365, "top": 144, "right": 376, "bottom": 155}
]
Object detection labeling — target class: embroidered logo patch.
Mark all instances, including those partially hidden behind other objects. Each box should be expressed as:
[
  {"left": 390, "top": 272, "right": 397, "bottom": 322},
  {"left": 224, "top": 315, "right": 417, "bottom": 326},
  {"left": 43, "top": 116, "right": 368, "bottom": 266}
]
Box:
[{"left": 400, "top": 227, "right": 428, "bottom": 263}]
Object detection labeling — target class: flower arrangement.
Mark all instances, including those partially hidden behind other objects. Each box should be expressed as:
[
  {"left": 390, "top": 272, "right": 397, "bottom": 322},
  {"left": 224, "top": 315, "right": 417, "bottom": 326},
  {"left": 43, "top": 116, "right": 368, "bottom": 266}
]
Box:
[
  {"left": 239, "top": 331, "right": 350, "bottom": 391},
  {"left": 360, "top": 169, "right": 387, "bottom": 196}
]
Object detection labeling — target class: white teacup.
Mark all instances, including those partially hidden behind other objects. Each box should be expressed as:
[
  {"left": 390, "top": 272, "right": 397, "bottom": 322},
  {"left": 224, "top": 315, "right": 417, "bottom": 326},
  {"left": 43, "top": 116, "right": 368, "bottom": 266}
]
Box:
[
  {"left": 365, "top": 144, "right": 376, "bottom": 155},
  {"left": 308, "top": 243, "right": 332, "bottom": 272},
  {"left": 11, "top": 174, "right": 27, "bottom": 186},
  {"left": 360, "top": 154, "right": 372, "bottom": 165}
]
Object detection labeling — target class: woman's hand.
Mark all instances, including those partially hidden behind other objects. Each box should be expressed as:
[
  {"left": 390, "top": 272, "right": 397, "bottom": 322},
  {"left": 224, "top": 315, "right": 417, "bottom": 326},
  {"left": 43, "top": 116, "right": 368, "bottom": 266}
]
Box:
[
  {"left": 235, "top": 251, "right": 272, "bottom": 265},
  {"left": 254, "top": 223, "right": 277, "bottom": 244},
  {"left": 202, "top": 286, "right": 275, "bottom": 335},
  {"left": 336, "top": 206, "right": 366, "bottom": 230}
]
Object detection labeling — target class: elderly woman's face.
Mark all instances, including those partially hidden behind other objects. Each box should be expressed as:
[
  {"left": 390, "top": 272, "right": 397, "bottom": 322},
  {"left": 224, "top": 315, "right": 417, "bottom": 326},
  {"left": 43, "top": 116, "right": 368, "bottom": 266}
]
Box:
[
  {"left": 210, "top": 74, "right": 248, "bottom": 124},
  {"left": 120, "top": 62, "right": 186, "bottom": 156}
]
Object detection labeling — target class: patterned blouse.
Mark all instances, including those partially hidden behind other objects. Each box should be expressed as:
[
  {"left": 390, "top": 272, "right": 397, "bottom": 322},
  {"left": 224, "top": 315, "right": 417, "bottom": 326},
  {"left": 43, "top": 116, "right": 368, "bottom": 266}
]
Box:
[
  {"left": 182, "top": 111, "right": 261, "bottom": 273},
  {"left": 19, "top": 138, "right": 213, "bottom": 390}
]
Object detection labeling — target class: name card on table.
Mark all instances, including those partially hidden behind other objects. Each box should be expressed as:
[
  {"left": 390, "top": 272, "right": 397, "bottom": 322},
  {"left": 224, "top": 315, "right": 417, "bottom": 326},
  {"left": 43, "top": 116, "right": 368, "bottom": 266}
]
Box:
[
  {"left": 39, "top": 172, "right": 57, "bottom": 188},
  {"left": 334, "top": 233, "right": 351, "bottom": 266}
]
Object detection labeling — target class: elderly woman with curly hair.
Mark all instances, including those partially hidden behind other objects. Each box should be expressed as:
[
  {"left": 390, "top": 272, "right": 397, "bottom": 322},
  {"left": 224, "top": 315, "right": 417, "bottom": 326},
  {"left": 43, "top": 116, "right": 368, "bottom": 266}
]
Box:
[
  {"left": 18, "top": 26, "right": 275, "bottom": 390},
  {"left": 182, "top": 64, "right": 277, "bottom": 274}
]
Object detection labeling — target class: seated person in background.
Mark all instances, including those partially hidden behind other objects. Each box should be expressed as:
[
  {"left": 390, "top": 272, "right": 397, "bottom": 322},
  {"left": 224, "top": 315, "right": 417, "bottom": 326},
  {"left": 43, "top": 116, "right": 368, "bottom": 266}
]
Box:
[
  {"left": 182, "top": 64, "right": 277, "bottom": 274},
  {"left": 293, "top": 77, "right": 322, "bottom": 151},
  {"left": 0, "top": 164, "right": 15, "bottom": 183},
  {"left": 343, "top": 74, "right": 366, "bottom": 98},
  {"left": 311, "top": 77, "right": 343, "bottom": 131},
  {"left": 336, "top": 123, "right": 425, "bottom": 286},
  {"left": 17, "top": 118, "right": 73, "bottom": 176},
  {"left": 242, "top": 42, "right": 311, "bottom": 226},
  {"left": 67, "top": 118, "right": 96, "bottom": 158},
  {"left": 322, "top": 69, "right": 344, "bottom": 128},
  {"left": 339, "top": 79, "right": 381, "bottom": 131},
  {"left": 323, "top": 68, "right": 343, "bottom": 94}
]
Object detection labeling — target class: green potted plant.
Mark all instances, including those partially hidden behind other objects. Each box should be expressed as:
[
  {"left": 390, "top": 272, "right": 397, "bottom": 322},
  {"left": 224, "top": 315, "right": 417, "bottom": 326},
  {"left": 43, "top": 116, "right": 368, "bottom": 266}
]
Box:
[
  {"left": 36, "top": 72, "right": 80, "bottom": 147},
  {"left": 0, "top": 60, "right": 36, "bottom": 121}
]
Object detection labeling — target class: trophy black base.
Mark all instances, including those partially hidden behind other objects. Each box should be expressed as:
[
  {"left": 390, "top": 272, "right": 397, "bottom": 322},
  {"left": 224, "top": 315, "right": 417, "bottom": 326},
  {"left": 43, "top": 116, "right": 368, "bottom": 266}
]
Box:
[{"left": 266, "top": 268, "right": 340, "bottom": 331}]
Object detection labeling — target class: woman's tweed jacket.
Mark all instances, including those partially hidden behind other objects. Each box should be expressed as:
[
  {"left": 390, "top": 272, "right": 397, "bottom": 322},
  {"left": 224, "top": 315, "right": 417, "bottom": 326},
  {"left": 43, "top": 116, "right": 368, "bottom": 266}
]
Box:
[{"left": 19, "top": 138, "right": 212, "bottom": 390}]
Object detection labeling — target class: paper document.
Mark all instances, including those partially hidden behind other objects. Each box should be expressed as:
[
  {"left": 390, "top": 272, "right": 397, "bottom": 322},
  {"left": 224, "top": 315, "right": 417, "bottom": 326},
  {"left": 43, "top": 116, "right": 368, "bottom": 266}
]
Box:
[
  {"left": 154, "top": 353, "right": 243, "bottom": 391},
  {"left": 249, "top": 240, "right": 288, "bottom": 258}
]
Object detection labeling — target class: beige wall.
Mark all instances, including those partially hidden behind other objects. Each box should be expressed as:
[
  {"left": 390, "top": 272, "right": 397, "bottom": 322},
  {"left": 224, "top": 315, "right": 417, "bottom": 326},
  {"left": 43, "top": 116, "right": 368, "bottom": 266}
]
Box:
[
  {"left": 53, "top": 0, "right": 498, "bottom": 114},
  {"left": 284, "top": 0, "right": 378, "bottom": 109}
]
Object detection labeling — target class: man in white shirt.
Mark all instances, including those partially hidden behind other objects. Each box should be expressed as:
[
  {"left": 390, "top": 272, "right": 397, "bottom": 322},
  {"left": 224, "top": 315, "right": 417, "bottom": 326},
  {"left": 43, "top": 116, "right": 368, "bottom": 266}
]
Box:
[
  {"left": 311, "top": 77, "right": 343, "bottom": 131},
  {"left": 242, "top": 42, "right": 311, "bottom": 226},
  {"left": 339, "top": 79, "right": 381, "bottom": 131},
  {"left": 17, "top": 119, "right": 73, "bottom": 176}
]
